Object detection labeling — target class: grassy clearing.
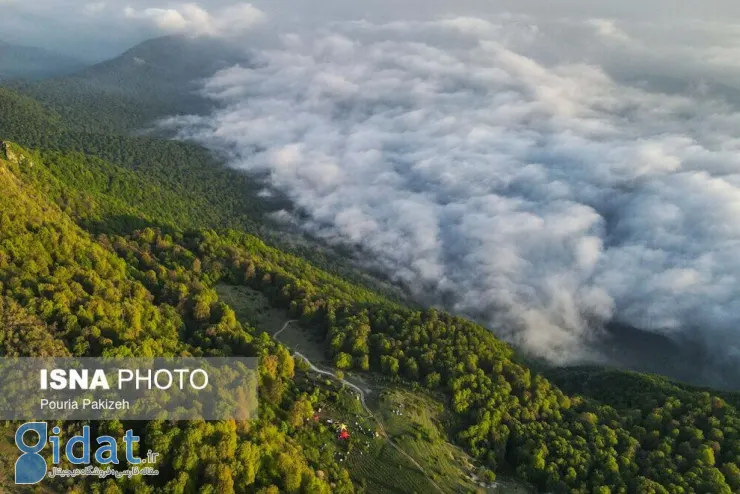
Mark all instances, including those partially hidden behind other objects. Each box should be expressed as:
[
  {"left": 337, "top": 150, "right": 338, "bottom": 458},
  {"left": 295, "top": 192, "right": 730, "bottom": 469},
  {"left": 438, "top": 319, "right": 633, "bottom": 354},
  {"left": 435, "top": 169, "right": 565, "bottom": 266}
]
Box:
[
  {"left": 322, "top": 388, "right": 439, "bottom": 494},
  {"left": 377, "top": 389, "right": 532, "bottom": 494},
  {"left": 216, "top": 283, "right": 328, "bottom": 363},
  {"left": 276, "top": 322, "right": 328, "bottom": 364},
  {"left": 217, "top": 283, "right": 531, "bottom": 494},
  {"left": 347, "top": 437, "right": 440, "bottom": 494},
  {"left": 376, "top": 388, "right": 480, "bottom": 493},
  {"left": 215, "top": 283, "right": 288, "bottom": 334},
  {"left": 489, "top": 479, "right": 533, "bottom": 494}
]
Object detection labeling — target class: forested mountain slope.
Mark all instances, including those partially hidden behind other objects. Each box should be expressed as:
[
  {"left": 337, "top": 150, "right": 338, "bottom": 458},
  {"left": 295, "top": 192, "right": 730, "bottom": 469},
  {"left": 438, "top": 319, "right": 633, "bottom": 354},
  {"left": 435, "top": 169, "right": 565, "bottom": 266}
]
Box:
[
  {"left": 0, "top": 86, "right": 274, "bottom": 231},
  {"left": 0, "top": 84, "right": 406, "bottom": 300},
  {"left": 0, "top": 141, "right": 351, "bottom": 492},
  {"left": 1, "top": 139, "right": 739, "bottom": 492},
  {"left": 6, "top": 35, "right": 250, "bottom": 133},
  {"left": 0, "top": 37, "right": 739, "bottom": 492}
]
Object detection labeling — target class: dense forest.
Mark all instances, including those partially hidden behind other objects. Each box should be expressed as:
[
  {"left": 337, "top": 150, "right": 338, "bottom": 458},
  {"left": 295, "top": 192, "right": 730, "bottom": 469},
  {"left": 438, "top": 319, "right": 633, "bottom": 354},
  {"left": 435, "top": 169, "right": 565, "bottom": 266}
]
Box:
[
  {"left": 0, "top": 85, "right": 397, "bottom": 297},
  {"left": 2, "top": 138, "right": 740, "bottom": 493},
  {"left": 0, "top": 140, "right": 354, "bottom": 493},
  {"left": 1, "top": 37, "right": 739, "bottom": 492}
]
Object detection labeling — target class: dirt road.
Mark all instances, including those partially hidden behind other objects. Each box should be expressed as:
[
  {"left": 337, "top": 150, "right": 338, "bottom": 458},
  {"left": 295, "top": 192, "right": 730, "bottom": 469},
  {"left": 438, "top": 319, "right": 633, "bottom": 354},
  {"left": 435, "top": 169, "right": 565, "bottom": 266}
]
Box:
[{"left": 274, "top": 320, "right": 444, "bottom": 493}]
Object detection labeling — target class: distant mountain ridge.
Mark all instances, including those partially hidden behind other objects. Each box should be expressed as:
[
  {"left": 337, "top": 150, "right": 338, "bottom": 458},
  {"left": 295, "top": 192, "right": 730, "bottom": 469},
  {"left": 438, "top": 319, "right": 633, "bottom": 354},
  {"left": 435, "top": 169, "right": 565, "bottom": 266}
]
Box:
[
  {"left": 0, "top": 40, "right": 85, "bottom": 80},
  {"left": 4, "top": 35, "right": 252, "bottom": 133},
  {"left": 79, "top": 35, "right": 251, "bottom": 86}
]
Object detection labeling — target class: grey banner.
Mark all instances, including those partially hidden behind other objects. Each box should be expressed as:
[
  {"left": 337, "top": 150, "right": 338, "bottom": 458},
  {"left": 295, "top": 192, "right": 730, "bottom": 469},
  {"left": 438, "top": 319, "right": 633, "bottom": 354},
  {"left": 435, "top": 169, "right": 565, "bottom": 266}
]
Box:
[{"left": 0, "top": 358, "right": 258, "bottom": 420}]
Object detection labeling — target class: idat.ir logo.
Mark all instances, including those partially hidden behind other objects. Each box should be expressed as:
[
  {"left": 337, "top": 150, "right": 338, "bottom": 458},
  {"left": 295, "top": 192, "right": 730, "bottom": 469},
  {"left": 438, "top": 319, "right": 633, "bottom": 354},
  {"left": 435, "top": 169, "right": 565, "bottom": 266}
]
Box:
[
  {"left": 15, "top": 422, "right": 48, "bottom": 484},
  {"left": 15, "top": 421, "right": 150, "bottom": 484}
]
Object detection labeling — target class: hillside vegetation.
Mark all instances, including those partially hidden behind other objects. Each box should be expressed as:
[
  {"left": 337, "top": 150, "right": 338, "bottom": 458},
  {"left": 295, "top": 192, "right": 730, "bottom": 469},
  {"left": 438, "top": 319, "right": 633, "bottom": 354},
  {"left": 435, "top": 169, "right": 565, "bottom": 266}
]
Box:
[
  {"left": 7, "top": 35, "right": 249, "bottom": 133},
  {"left": 1, "top": 138, "right": 740, "bottom": 492},
  {"left": 0, "top": 37, "right": 739, "bottom": 492}
]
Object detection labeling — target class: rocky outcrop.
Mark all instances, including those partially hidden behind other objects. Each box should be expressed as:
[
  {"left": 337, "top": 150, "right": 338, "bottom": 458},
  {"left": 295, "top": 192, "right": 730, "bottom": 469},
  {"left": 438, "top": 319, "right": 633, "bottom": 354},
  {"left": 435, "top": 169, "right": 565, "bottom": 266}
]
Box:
[{"left": 0, "top": 141, "right": 31, "bottom": 167}]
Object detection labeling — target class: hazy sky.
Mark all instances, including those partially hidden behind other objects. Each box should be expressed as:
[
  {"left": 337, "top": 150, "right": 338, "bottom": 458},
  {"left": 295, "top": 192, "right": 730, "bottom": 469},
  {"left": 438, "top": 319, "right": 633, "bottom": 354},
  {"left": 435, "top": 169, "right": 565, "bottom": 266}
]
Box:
[{"left": 3, "top": 0, "right": 740, "bottom": 59}]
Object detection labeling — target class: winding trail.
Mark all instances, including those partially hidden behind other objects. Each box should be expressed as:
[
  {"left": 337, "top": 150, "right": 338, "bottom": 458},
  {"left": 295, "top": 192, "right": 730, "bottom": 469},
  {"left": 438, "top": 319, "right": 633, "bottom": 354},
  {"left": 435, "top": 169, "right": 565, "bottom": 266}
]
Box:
[
  {"left": 273, "top": 319, "right": 296, "bottom": 340},
  {"left": 274, "top": 320, "right": 443, "bottom": 493}
]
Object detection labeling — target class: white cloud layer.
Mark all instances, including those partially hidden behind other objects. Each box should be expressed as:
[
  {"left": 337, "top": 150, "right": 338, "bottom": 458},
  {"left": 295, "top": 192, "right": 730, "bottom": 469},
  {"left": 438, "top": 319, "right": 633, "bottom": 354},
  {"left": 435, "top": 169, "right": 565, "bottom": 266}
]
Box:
[
  {"left": 5, "top": 0, "right": 740, "bottom": 370},
  {"left": 123, "top": 2, "right": 265, "bottom": 37},
  {"left": 165, "top": 16, "right": 740, "bottom": 365}
]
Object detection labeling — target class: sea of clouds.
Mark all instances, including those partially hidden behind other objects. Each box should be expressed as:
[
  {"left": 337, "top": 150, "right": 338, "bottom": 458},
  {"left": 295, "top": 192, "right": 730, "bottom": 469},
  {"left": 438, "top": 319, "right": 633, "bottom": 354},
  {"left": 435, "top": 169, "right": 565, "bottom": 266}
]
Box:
[{"left": 165, "top": 13, "right": 740, "bottom": 366}]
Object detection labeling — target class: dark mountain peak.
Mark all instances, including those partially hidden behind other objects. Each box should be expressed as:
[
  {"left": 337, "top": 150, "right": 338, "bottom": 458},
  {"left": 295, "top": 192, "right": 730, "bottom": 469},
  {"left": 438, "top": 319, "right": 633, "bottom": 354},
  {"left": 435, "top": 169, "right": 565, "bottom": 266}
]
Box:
[
  {"left": 78, "top": 34, "right": 251, "bottom": 83},
  {"left": 6, "top": 35, "right": 252, "bottom": 133}
]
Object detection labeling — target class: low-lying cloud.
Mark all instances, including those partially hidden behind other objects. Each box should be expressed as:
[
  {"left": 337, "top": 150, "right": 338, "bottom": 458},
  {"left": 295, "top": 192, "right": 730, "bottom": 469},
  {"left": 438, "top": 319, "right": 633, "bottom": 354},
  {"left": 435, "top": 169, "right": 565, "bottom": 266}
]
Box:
[
  {"left": 124, "top": 2, "right": 265, "bottom": 37},
  {"left": 166, "top": 15, "right": 740, "bottom": 365}
]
